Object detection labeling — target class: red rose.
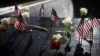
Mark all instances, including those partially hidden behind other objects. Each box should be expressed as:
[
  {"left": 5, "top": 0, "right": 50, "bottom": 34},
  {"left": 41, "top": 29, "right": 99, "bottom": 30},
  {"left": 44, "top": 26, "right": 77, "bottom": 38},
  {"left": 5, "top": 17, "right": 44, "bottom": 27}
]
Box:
[{"left": 50, "top": 39, "right": 60, "bottom": 50}]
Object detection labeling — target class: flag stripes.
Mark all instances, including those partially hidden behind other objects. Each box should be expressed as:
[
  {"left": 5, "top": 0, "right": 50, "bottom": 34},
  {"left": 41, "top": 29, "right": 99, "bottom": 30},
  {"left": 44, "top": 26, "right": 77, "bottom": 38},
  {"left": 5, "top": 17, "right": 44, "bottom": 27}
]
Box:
[
  {"left": 14, "top": 20, "right": 27, "bottom": 32},
  {"left": 84, "top": 32, "right": 93, "bottom": 39},
  {"left": 92, "top": 17, "right": 100, "bottom": 27},
  {"left": 76, "top": 17, "right": 100, "bottom": 39},
  {"left": 83, "top": 20, "right": 91, "bottom": 36},
  {"left": 77, "top": 20, "right": 91, "bottom": 37}
]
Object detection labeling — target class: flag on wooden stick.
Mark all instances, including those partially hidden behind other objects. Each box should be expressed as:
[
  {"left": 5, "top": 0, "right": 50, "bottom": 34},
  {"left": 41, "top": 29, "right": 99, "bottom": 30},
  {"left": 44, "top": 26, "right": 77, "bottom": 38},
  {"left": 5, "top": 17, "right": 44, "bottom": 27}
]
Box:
[
  {"left": 38, "top": 4, "right": 44, "bottom": 20},
  {"left": 50, "top": 8, "right": 60, "bottom": 26}
]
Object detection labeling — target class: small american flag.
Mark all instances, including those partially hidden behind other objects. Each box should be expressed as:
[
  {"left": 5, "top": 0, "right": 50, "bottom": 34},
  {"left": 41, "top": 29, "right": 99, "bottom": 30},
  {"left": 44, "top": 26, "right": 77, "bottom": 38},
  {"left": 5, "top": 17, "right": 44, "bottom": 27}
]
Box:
[
  {"left": 76, "top": 19, "right": 91, "bottom": 38},
  {"left": 50, "top": 8, "right": 60, "bottom": 26},
  {"left": 14, "top": 4, "right": 20, "bottom": 16},
  {"left": 91, "top": 17, "right": 100, "bottom": 27},
  {"left": 14, "top": 14, "right": 27, "bottom": 32},
  {"left": 14, "top": 20, "right": 27, "bottom": 32},
  {"left": 38, "top": 4, "right": 44, "bottom": 20}
]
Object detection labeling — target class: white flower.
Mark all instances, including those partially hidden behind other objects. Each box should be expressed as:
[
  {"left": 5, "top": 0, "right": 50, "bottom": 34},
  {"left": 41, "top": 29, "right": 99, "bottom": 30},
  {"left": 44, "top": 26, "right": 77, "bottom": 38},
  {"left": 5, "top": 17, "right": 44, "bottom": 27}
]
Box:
[
  {"left": 0, "top": 18, "right": 9, "bottom": 29},
  {"left": 1, "top": 17, "right": 11, "bottom": 25},
  {"left": 52, "top": 33, "right": 62, "bottom": 40},
  {"left": 52, "top": 33, "right": 67, "bottom": 45},
  {"left": 80, "top": 7, "right": 88, "bottom": 16},
  {"left": 1, "top": 17, "right": 17, "bottom": 25},
  {"left": 22, "top": 6, "right": 30, "bottom": 20},
  {"left": 62, "top": 17, "right": 72, "bottom": 26},
  {"left": 22, "top": 12, "right": 30, "bottom": 19}
]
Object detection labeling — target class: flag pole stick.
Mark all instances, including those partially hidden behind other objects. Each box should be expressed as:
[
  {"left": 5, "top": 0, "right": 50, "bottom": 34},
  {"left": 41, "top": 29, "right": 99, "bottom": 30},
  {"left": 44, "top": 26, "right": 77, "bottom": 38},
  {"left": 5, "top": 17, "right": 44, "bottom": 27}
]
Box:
[
  {"left": 81, "top": 16, "right": 85, "bottom": 45},
  {"left": 90, "top": 28, "right": 93, "bottom": 55},
  {"left": 90, "top": 16, "right": 93, "bottom": 54}
]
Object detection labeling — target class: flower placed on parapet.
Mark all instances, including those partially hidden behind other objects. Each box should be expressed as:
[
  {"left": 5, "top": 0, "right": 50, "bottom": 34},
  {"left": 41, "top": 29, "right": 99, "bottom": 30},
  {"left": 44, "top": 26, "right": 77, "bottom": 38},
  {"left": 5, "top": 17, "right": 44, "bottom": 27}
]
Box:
[
  {"left": 80, "top": 7, "right": 88, "bottom": 16},
  {"left": 22, "top": 12, "right": 29, "bottom": 19},
  {"left": 22, "top": 6, "right": 30, "bottom": 20},
  {"left": 62, "top": 17, "right": 72, "bottom": 27},
  {"left": 52, "top": 33, "right": 62, "bottom": 40},
  {"left": 52, "top": 33, "right": 67, "bottom": 45},
  {"left": 0, "top": 18, "right": 12, "bottom": 29}
]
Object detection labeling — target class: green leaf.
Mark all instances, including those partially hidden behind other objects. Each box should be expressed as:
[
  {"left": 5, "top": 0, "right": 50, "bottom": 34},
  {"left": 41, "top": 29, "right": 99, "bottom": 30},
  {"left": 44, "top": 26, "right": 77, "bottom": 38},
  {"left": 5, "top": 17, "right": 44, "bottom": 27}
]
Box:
[{"left": 62, "top": 29, "right": 68, "bottom": 34}]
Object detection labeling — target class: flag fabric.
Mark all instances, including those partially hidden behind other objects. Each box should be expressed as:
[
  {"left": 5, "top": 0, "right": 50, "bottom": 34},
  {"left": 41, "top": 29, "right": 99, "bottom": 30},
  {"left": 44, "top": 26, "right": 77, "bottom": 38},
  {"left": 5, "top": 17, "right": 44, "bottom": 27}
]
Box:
[
  {"left": 83, "top": 17, "right": 100, "bottom": 38},
  {"left": 38, "top": 4, "right": 44, "bottom": 20},
  {"left": 14, "top": 14, "right": 27, "bottom": 32},
  {"left": 91, "top": 17, "right": 100, "bottom": 27},
  {"left": 84, "top": 28, "right": 93, "bottom": 39},
  {"left": 76, "top": 28, "right": 93, "bottom": 39},
  {"left": 76, "top": 19, "right": 91, "bottom": 38},
  {"left": 14, "top": 20, "right": 27, "bottom": 32},
  {"left": 14, "top": 4, "right": 20, "bottom": 16},
  {"left": 50, "top": 8, "right": 60, "bottom": 26}
]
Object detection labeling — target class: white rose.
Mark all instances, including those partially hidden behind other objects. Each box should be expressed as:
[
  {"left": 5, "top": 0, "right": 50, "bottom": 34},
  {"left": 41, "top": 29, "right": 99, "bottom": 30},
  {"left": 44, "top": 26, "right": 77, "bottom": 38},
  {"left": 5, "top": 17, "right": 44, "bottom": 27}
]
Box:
[
  {"left": 1, "top": 17, "right": 12, "bottom": 25},
  {"left": 62, "top": 17, "right": 72, "bottom": 26},
  {"left": 22, "top": 12, "right": 29, "bottom": 20},
  {"left": 52, "top": 33, "right": 62, "bottom": 40},
  {"left": 80, "top": 7, "right": 88, "bottom": 16}
]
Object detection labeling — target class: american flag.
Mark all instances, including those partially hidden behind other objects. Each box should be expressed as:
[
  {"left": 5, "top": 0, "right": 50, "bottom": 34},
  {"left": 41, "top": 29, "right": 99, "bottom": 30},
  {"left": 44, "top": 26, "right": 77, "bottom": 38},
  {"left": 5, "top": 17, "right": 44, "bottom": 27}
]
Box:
[
  {"left": 84, "top": 17, "right": 100, "bottom": 38},
  {"left": 50, "top": 8, "right": 60, "bottom": 26},
  {"left": 14, "top": 4, "right": 20, "bottom": 16},
  {"left": 38, "top": 4, "right": 44, "bottom": 20},
  {"left": 84, "top": 28, "right": 93, "bottom": 39},
  {"left": 76, "top": 19, "right": 91, "bottom": 38},
  {"left": 91, "top": 17, "right": 100, "bottom": 27},
  {"left": 14, "top": 14, "right": 27, "bottom": 32}
]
